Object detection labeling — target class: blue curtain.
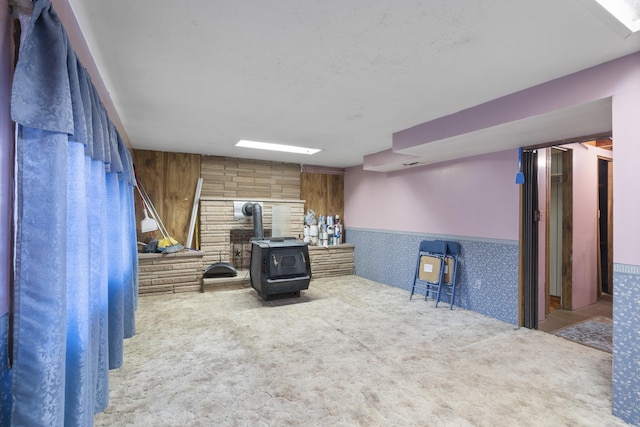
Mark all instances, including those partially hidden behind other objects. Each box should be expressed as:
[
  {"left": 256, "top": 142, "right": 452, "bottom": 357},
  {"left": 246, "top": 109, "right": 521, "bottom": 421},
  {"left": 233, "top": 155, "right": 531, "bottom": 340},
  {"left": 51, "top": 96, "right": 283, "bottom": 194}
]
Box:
[{"left": 8, "top": 0, "right": 138, "bottom": 425}]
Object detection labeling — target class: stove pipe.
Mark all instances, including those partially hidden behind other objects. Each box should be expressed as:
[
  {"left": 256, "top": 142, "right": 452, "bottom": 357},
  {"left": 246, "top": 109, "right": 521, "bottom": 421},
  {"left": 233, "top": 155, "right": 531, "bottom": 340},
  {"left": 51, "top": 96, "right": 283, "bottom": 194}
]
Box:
[{"left": 242, "top": 202, "right": 264, "bottom": 239}]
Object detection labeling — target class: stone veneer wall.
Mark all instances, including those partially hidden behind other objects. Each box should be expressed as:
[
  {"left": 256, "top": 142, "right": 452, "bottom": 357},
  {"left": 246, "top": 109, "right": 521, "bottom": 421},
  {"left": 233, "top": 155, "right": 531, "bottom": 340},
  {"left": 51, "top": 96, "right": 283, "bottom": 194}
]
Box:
[
  {"left": 138, "top": 251, "right": 204, "bottom": 295},
  {"left": 199, "top": 156, "right": 305, "bottom": 270},
  {"left": 200, "top": 198, "right": 305, "bottom": 270},
  {"left": 308, "top": 245, "right": 355, "bottom": 278},
  {"left": 200, "top": 156, "right": 300, "bottom": 200}
]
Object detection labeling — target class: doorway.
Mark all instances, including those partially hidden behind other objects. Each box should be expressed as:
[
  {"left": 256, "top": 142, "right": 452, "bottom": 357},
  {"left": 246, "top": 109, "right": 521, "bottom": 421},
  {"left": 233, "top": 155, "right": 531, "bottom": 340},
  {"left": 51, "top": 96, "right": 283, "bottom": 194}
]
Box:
[
  {"left": 521, "top": 138, "right": 614, "bottom": 332},
  {"left": 547, "top": 148, "right": 573, "bottom": 313}
]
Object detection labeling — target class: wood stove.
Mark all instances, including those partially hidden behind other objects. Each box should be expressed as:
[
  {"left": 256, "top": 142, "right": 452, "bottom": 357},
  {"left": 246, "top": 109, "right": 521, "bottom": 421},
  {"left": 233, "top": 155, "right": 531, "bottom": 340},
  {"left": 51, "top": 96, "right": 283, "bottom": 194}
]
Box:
[
  {"left": 242, "top": 202, "right": 311, "bottom": 299},
  {"left": 250, "top": 238, "right": 311, "bottom": 299}
]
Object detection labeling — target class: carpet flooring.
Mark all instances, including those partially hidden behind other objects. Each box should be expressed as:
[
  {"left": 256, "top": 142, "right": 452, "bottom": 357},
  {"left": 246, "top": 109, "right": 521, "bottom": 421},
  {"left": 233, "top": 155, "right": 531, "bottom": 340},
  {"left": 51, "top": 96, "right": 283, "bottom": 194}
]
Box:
[
  {"left": 95, "top": 276, "right": 627, "bottom": 426},
  {"left": 553, "top": 316, "right": 613, "bottom": 353}
]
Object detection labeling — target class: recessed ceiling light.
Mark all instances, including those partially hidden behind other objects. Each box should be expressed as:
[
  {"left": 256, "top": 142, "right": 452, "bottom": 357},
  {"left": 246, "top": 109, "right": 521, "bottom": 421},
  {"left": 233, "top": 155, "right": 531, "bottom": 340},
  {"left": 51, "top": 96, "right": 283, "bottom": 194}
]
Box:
[
  {"left": 590, "top": 0, "right": 640, "bottom": 35},
  {"left": 236, "top": 140, "right": 321, "bottom": 155}
]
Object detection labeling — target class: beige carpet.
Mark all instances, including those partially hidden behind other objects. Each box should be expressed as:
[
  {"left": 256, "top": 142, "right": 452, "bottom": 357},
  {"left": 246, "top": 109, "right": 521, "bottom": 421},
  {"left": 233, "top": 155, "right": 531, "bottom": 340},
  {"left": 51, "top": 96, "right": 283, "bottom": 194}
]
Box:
[{"left": 95, "top": 276, "right": 627, "bottom": 427}]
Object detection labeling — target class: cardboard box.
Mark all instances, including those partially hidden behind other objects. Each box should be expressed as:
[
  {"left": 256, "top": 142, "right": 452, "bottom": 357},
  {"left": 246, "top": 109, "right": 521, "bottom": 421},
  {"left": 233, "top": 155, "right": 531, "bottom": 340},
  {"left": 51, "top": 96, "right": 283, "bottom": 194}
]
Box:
[
  {"left": 419, "top": 255, "right": 456, "bottom": 283},
  {"left": 442, "top": 257, "right": 455, "bottom": 283},
  {"left": 418, "top": 255, "right": 443, "bottom": 283}
]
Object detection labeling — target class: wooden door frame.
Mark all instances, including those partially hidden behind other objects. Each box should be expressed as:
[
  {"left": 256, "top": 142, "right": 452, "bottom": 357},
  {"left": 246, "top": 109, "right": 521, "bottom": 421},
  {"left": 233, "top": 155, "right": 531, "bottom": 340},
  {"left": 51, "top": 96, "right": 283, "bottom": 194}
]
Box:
[
  {"left": 543, "top": 148, "right": 573, "bottom": 312},
  {"left": 560, "top": 149, "right": 573, "bottom": 310},
  {"left": 596, "top": 156, "right": 614, "bottom": 298}
]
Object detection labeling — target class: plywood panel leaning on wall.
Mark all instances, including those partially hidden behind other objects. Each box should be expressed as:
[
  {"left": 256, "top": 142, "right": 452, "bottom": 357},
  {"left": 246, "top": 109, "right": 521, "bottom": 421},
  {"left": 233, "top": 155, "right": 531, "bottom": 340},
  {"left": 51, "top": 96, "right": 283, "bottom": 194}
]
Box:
[
  {"left": 133, "top": 149, "right": 201, "bottom": 249},
  {"left": 164, "top": 152, "right": 201, "bottom": 247},
  {"left": 301, "top": 171, "right": 345, "bottom": 223},
  {"left": 301, "top": 172, "right": 326, "bottom": 214},
  {"left": 327, "top": 173, "right": 345, "bottom": 219},
  {"left": 134, "top": 150, "right": 165, "bottom": 225}
]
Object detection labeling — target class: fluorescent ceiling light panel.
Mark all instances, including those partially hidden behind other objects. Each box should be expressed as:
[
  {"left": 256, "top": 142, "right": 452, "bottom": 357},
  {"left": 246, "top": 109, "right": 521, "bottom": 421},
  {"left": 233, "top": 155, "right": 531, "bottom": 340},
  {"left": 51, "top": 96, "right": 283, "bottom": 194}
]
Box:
[
  {"left": 594, "top": 0, "right": 640, "bottom": 33},
  {"left": 236, "top": 140, "right": 321, "bottom": 155}
]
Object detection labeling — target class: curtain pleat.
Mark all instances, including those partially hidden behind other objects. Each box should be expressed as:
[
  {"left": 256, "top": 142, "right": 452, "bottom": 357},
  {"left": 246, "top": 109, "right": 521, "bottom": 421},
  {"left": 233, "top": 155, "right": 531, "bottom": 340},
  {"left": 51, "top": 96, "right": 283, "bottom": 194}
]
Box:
[
  {"left": 12, "top": 128, "right": 68, "bottom": 427},
  {"left": 64, "top": 141, "right": 91, "bottom": 426},
  {"left": 89, "top": 160, "right": 110, "bottom": 415},
  {"left": 121, "top": 181, "right": 137, "bottom": 339},
  {"left": 8, "top": 0, "right": 138, "bottom": 424},
  {"left": 105, "top": 173, "right": 124, "bottom": 370}
]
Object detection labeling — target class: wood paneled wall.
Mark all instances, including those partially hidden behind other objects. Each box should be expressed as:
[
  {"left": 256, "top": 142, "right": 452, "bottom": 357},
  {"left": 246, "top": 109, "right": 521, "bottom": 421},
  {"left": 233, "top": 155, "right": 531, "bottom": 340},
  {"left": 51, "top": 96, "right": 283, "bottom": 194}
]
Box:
[
  {"left": 300, "top": 172, "right": 344, "bottom": 221},
  {"left": 133, "top": 150, "right": 201, "bottom": 247},
  {"left": 133, "top": 150, "right": 346, "bottom": 250}
]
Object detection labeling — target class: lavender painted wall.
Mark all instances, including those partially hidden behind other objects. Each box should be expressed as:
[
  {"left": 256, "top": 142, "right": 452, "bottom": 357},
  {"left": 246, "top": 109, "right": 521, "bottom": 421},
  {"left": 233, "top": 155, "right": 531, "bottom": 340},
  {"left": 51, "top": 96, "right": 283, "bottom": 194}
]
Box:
[
  {"left": 610, "top": 54, "right": 640, "bottom": 427},
  {"left": 394, "top": 53, "right": 639, "bottom": 152},
  {"left": 345, "top": 149, "right": 519, "bottom": 240},
  {"left": 1, "top": 0, "right": 11, "bottom": 316},
  {"left": 612, "top": 72, "right": 640, "bottom": 266}
]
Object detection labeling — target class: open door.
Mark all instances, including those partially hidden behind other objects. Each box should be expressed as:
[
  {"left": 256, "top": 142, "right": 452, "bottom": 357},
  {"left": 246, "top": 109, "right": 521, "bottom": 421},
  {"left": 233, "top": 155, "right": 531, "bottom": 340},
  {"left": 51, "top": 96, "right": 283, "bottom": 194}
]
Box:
[
  {"left": 521, "top": 149, "right": 539, "bottom": 329},
  {"left": 548, "top": 148, "right": 573, "bottom": 311},
  {"left": 549, "top": 149, "right": 563, "bottom": 309}
]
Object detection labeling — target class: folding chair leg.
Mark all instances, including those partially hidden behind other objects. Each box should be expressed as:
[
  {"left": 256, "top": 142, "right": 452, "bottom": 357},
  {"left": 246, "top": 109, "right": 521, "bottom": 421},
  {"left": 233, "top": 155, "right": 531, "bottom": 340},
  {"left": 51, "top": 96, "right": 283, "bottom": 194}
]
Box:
[
  {"left": 434, "top": 285, "right": 443, "bottom": 308},
  {"left": 448, "top": 283, "right": 456, "bottom": 310}
]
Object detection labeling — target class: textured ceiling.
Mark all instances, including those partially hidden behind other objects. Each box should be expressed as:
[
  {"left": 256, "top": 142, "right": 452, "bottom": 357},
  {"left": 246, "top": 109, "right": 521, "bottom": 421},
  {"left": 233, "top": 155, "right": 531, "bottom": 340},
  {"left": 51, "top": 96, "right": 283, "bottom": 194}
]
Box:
[{"left": 67, "top": 0, "right": 640, "bottom": 168}]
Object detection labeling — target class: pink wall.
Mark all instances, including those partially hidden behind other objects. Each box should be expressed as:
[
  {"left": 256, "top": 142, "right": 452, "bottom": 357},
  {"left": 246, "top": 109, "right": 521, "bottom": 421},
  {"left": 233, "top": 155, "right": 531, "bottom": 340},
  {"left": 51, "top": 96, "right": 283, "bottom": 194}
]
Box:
[
  {"left": 612, "top": 75, "right": 640, "bottom": 266},
  {"left": 345, "top": 149, "right": 519, "bottom": 241},
  {"left": 1, "top": 0, "right": 11, "bottom": 315},
  {"left": 394, "top": 53, "right": 639, "bottom": 153}
]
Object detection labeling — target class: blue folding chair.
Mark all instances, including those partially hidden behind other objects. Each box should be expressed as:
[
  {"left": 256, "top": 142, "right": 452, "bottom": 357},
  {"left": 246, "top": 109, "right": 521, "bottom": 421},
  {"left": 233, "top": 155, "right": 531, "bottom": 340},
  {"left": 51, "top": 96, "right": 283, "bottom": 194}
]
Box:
[
  {"left": 410, "top": 240, "right": 448, "bottom": 301},
  {"left": 435, "top": 241, "right": 461, "bottom": 309}
]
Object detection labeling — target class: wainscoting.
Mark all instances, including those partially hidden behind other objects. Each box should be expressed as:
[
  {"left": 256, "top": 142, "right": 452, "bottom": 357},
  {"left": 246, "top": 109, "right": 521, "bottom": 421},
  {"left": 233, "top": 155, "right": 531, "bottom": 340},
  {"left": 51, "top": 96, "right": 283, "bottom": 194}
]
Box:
[
  {"left": 345, "top": 227, "right": 519, "bottom": 325},
  {"left": 612, "top": 263, "right": 640, "bottom": 425}
]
